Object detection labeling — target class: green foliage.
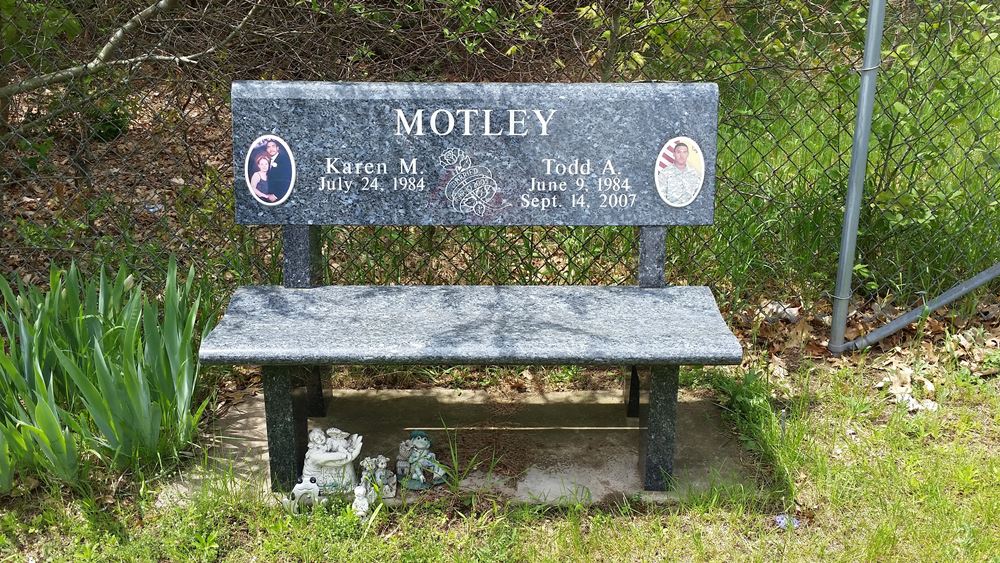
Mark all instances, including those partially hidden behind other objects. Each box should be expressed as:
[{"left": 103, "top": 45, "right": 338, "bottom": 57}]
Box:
[
  {"left": 3, "top": 355, "right": 1000, "bottom": 559},
  {"left": 0, "top": 0, "right": 80, "bottom": 67},
  {"left": 569, "top": 0, "right": 1000, "bottom": 306},
  {"left": 296, "top": 0, "right": 552, "bottom": 57},
  {"left": 12, "top": 137, "right": 53, "bottom": 173},
  {"left": 0, "top": 428, "right": 14, "bottom": 494},
  {"left": 578, "top": 0, "right": 864, "bottom": 79},
  {"left": 709, "top": 368, "right": 807, "bottom": 498},
  {"left": 145, "top": 259, "right": 207, "bottom": 445},
  {"left": 21, "top": 372, "right": 79, "bottom": 486},
  {"left": 439, "top": 0, "right": 550, "bottom": 55},
  {"left": 0, "top": 258, "right": 210, "bottom": 492},
  {"left": 0, "top": 332, "right": 81, "bottom": 488},
  {"left": 82, "top": 95, "right": 132, "bottom": 142},
  {"left": 854, "top": 2, "right": 1000, "bottom": 297}
]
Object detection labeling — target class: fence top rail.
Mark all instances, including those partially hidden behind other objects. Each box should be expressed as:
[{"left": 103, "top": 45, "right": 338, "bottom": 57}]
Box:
[{"left": 232, "top": 81, "right": 719, "bottom": 227}]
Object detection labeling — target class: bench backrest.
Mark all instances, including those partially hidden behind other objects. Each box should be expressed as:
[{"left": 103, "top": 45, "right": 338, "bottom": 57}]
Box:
[
  {"left": 231, "top": 81, "right": 719, "bottom": 286},
  {"left": 232, "top": 82, "right": 718, "bottom": 227}
]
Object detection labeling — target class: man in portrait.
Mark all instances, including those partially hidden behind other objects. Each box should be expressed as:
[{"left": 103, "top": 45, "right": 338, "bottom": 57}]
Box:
[
  {"left": 656, "top": 142, "right": 702, "bottom": 206},
  {"left": 263, "top": 139, "right": 292, "bottom": 200}
]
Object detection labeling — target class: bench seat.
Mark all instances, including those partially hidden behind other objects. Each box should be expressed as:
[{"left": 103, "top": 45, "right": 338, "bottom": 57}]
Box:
[{"left": 199, "top": 285, "right": 742, "bottom": 366}]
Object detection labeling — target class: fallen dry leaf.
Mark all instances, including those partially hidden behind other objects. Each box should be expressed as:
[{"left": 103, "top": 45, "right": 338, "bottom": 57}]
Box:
[
  {"left": 760, "top": 300, "right": 801, "bottom": 323},
  {"left": 785, "top": 318, "right": 813, "bottom": 350},
  {"left": 920, "top": 341, "right": 940, "bottom": 365},
  {"left": 769, "top": 355, "right": 789, "bottom": 379},
  {"left": 887, "top": 365, "right": 914, "bottom": 397},
  {"left": 914, "top": 375, "right": 935, "bottom": 394}
]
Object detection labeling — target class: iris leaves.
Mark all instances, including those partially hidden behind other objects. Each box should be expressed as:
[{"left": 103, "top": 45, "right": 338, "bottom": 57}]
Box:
[{"left": 0, "top": 258, "right": 208, "bottom": 491}]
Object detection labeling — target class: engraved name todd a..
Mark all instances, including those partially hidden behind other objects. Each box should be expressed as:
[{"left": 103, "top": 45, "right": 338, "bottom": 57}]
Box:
[{"left": 395, "top": 108, "right": 557, "bottom": 137}]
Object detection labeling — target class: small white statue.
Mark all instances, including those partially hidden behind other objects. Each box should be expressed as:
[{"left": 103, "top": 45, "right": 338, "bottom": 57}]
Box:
[
  {"left": 399, "top": 430, "right": 446, "bottom": 490},
  {"left": 361, "top": 455, "right": 397, "bottom": 500},
  {"left": 282, "top": 477, "right": 320, "bottom": 514},
  {"left": 351, "top": 484, "right": 370, "bottom": 518},
  {"left": 301, "top": 427, "right": 363, "bottom": 494}
]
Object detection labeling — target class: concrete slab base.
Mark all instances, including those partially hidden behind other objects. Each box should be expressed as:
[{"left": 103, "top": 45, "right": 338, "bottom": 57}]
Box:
[{"left": 202, "top": 388, "right": 751, "bottom": 505}]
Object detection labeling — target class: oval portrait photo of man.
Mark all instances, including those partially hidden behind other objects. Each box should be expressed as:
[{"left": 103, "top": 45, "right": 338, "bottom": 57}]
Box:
[
  {"left": 244, "top": 135, "right": 296, "bottom": 206},
  {"left": 654, "top": 136, "right": 704, "bottom": 208}
]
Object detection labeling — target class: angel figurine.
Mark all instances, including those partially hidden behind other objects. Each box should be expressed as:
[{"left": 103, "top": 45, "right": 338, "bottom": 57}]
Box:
[{"left": 301, "top": 427, "right": 363, "bottom": 494}]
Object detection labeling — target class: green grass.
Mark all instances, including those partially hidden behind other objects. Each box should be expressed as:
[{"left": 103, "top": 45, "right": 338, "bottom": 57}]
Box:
[{"left": 2, "top": 346, "right": 997, "bottom": 560}]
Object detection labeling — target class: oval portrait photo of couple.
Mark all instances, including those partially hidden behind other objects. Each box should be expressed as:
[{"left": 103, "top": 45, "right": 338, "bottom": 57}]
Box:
[
  {"left": 244, "top": 135, "right": 296, "bottom": 206},
  {"left": 654, "top": 136, "right": 705, "bottom": 208}
]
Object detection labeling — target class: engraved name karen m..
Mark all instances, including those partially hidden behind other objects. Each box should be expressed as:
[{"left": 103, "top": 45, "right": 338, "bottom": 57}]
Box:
[{"left": 395, "top": 109, "right": 556, "bottom": 137}]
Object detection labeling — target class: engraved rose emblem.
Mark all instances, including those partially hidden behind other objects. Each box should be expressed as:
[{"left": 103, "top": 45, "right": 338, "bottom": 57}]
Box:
[
  {"left": 438, "top": 148, "right": 473, "bottom": 172},
  {"left": 438, "top": 149, "right": 502, "bottom": 217}
]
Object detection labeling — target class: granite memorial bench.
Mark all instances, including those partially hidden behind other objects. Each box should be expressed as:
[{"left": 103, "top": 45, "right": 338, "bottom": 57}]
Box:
[{"left": 199, "top": 81, "right": 743, "bottom": 492}]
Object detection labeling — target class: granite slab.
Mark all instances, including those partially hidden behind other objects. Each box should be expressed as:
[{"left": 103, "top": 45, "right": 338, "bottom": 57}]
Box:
[
  {"left": 232, "top": 81, "right": 719, "bottom": 226},
  {"left": 199, "top": 285, "right": 742, "bottom": 366}
]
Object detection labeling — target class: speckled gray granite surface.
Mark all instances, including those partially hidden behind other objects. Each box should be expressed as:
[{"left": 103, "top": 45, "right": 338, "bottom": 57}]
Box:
[
  {"left": 199, "top": 285, "right": 742, "bottom": 366},
  {"left": 646, "top": 365, "right": 679, "bottom": 490},
  {"left": 232, "top": 81, "right": 719, "bottom": 226}
]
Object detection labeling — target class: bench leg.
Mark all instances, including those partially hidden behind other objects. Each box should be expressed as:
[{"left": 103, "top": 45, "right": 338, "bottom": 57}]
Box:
[
  {"left": 294, "top": 366, "right": 327, "bottom": 418},
  {"left": 262, "top": 366, "right": 307, "bottom": 492},
  {"left": 644, "top": 365, "right": 679, "bottom": 491},
  {"left": 626, "top": 365, "right": 641, "bottom": 418}
]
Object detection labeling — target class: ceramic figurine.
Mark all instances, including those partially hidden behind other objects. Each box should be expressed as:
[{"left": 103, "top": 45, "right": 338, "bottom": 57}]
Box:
[
  {"left": 325, "top": 427, "right": 350, "bottom": 452},
  {"left": 301, "top": 427, "right": 363, "bottom": 494},
  {"left": 361, "top": 455, "right": 397, "bottom": 500},
  {"left": 282, "top": 476, "right": 320, "bottom": 514},
  {"left": 396, "top": 439, "right": 413, "bottom": 478},
  {"left": 352, "top": 484, "right": 370, "bottom": 518},
  {"left": 399, "top": 430, "right": 446, "bottom": 490}
]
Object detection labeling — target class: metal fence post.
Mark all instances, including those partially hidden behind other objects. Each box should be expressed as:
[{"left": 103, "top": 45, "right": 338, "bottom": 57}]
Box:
[
  {"left": 829, "top": 0, "right": 888, "bottom": 354},
  {"left": 839, "top": 262, "right": 1000, "bottom": 352}
]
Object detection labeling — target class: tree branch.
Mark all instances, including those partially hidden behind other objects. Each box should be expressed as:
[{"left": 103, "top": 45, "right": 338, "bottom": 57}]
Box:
[
  {"left": 97, "top": 0, "right": 180, "bottom": 63},
  {"left": 0, "top": 0, "right": 255, "bottom": 100},
  {"left": 108, "top": 3, "right": 258, "bottom": 68},
  {"left": 0, "top": 0, "right": 178, "bottom": 99}
]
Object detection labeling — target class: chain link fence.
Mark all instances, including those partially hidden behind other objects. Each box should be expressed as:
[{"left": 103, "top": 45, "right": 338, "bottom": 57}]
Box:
[
  {"left": 2, "top": 1, "right": 998, "bottom": 350},
  {"left": 837, "top": 0, "right": 1000, "bottom": 347}
]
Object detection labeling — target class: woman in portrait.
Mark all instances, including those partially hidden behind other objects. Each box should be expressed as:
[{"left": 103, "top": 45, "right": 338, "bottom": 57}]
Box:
[{"left": 249, "top": 152, "right": 278, "bottom": 203}]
